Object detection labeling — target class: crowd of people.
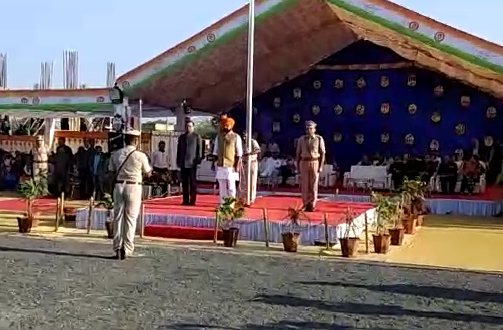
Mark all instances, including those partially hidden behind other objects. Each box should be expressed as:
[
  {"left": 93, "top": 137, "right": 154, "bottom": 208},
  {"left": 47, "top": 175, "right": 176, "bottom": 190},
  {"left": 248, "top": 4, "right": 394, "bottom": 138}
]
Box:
[{"left": 354, "top": 139, "right": 502, "bottom": 195}]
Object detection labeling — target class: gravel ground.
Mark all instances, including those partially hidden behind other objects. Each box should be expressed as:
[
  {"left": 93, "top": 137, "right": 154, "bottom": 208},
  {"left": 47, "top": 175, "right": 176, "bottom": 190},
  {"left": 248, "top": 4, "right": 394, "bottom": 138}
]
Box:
[{"left": 0, "top": 236, "right": 502, "bottom": 330}]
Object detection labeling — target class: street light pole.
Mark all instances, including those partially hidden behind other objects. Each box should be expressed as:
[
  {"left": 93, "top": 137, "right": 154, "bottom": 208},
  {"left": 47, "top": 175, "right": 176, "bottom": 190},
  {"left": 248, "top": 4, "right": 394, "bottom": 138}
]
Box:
[{"left": 245, "top": 0, "right": 255, "bottom": 205}]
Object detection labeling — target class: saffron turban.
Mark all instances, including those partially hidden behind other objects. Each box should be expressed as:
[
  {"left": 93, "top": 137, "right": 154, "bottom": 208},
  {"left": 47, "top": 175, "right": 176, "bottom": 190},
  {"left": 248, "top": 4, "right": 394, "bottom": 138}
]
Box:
[{"left": 221, "top": 117, "right": 235, "bottom": 128}]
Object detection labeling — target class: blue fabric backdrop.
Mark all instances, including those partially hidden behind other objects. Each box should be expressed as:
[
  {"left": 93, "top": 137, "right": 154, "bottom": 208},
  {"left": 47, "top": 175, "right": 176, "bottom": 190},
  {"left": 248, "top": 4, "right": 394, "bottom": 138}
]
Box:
[{"left": 230, "top": 41, "right": 503, "bottom": 169}]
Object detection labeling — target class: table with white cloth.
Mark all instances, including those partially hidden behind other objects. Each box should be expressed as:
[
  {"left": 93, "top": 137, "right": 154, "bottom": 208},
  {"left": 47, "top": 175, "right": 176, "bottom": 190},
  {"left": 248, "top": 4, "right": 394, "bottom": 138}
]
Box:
[{"left": 343, "top": 165, "right": 391, "bottom": 190}]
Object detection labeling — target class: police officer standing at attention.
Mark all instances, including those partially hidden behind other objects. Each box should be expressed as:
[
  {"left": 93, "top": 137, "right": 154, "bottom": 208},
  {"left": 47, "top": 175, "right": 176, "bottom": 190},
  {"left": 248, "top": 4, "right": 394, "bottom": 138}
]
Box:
[
  {"left": 109, "top": 129, "right": 152, "bottom": 260},
  {"left": 296, "top": 120, "right": 326, "bottom": 212}
]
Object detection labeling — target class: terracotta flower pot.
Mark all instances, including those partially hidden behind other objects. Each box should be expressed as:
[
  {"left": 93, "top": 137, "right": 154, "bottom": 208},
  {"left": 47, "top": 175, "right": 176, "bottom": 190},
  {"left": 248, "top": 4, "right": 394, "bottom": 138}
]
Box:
[
  {"left": 416, "top": 215, "right": 424, "bottom": 227},
  {"left": 389, "top": 228, "right": 405, "bottom": 246},
  {"left": 402, "top": 217, "right": 417, "bottom": 234},
  {"left": 222, "top": 227, "right": 239, "bottom": 247},
  {"left": 17, "top": 216, "right": 33, "bottom": 233},
  {"left": 282, "top": 232, "right": 300, "bottom": 252},
  {"left": 373, "top": 234, "right": 391, "bottom": 254},
  {"left": 339, "top": 237, "right": 359, "bottom": 258}
]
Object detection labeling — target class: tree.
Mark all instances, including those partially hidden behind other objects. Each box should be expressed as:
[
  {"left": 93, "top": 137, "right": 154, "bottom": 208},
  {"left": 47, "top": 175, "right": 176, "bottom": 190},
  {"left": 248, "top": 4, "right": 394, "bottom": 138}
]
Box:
[{"left": 194, "top": 118, "right": 217, "bottom": 139}]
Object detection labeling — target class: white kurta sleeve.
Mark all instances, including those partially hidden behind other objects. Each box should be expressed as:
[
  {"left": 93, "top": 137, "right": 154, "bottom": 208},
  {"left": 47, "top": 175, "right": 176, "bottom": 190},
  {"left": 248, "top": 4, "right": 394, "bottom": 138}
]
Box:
[{"left": 235, "top": 135, "right": 243, "bottom": 157}]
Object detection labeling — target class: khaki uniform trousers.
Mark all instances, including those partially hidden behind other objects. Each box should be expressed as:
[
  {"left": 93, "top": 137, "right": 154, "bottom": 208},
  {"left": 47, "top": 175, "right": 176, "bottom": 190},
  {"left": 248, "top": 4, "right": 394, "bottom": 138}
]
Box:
[
  {"left": 33, "top": 162, "right": 48, "bottom": 195},
  {"left": 239, "top": 159, "right": 258, "bottom": 203},
  {"left": 300, "top": 160, "right": 320, "bottom": 207},
  {"left": 113, "top": 182, "right": 142, "bottom": 256}
]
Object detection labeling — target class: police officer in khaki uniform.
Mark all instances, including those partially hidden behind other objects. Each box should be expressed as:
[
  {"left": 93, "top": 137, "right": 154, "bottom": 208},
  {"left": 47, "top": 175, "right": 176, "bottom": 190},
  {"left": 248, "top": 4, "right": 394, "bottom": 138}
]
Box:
[
  {"left": 109, "top": 129, "right": 152, "bottom": 260},
  {"left": 296, "top": 121, "right": 326, "bottom": 212}
]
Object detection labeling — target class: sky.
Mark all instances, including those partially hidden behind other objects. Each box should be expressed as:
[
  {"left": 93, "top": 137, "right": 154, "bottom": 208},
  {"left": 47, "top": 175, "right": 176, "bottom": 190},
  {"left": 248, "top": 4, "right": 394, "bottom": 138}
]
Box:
[{"left": 1, "top": 0, "right": 501, "bottom": 89}]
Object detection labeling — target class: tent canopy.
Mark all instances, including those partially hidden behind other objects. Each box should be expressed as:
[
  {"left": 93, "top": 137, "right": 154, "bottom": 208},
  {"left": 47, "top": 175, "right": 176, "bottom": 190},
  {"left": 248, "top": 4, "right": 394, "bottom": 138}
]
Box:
[
  {"left": 0, "top": 88, "right": 114, "bottom": 118},
  {"left": 0, "top": 88, "right": 210, "bottom": 118},
  {"left": 116, "top": 0, "right": 503, "bottom": 113}
]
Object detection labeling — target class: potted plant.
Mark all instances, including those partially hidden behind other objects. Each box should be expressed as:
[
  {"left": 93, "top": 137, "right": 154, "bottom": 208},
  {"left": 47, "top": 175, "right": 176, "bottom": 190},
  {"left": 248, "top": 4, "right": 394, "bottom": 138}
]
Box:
[
  {"left": 96, "top": 193, "right": 114, "bottom": 239},
  {"left": 17, "top": 177, "right": 47, "bottom": 233},
  {"left": 370, "top": 192, "right": 394, "bottom": 254},
  {"left": 339, "top": 207, "right": 360, "bottom": 258},
  {"left": 282, "top": 206, "right": 305, "bottom": 253},
  {"left": 216, "top": 196, "right": 245, "bottom": 247},
  {"left": 401, "top": 178, "right": 426, "bottom": 231},
  {"left": 388, "top": 194, "right": 405, "bottom": 246}
]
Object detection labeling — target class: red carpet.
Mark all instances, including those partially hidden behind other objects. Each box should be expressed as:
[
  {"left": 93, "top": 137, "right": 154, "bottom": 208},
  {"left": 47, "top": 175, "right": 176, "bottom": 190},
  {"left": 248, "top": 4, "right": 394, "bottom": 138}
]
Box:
[
  {"left": 141, "top": 195, "right": 373, "bottom": 241},
  {"left": 142, "top": 195, "right": 372, "bottom": 225}
]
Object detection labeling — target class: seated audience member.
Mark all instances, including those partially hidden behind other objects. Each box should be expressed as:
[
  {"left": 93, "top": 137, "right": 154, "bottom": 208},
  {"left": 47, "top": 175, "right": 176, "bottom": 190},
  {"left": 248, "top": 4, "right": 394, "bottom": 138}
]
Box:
[
  {"left": 279, "top": 156, "right": 296, "bottom": 186},
  {"left": 372, "top": 153, "right": 385, "bottom": 166},
  {"left": 388, "top": 156, "right": 404, "bottom": 190},
  {"left": 1, "top": 154, "right": 17, "bottom": 190},
  {"left": 460, "top": 155, "right": 481, "bottom": 194},
  {"left": 404, "top": 155, "right": 426, "bottom": 181},
  {"left": 357, "top": 155, "right": 372, "bottom": 166},
  {"left": 437, "top": 155, "right": 458, "bottom": 194},
  {"left": 259, "top": 152, "right": 281, "bottom": 179}
]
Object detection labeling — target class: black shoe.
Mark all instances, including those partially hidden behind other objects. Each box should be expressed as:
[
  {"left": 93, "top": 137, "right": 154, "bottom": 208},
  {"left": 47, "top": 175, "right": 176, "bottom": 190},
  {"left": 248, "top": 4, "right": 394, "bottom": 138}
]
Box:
[{"left": 120, "top": 248, "right": 126, "bottom": 260}]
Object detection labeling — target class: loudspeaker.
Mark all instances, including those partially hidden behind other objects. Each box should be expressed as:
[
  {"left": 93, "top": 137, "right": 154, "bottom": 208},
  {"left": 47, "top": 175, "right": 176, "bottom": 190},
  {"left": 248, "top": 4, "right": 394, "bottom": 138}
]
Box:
[{"left": 108, "top": 132, "right": 124, "bottom": 152}]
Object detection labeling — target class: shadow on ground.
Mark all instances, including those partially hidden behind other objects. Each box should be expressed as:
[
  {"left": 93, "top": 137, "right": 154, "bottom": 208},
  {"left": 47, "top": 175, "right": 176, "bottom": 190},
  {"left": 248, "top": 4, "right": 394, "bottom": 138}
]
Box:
[
  {"left": 0, "top": 246, "right": 114, "bottom": 260},
  {"left": 251, "top": 294, "right": 503, "bottom": 325},
  {"left": 161, "top": 320, "right": 388, "bottom": 329},
  {"left": 296, "top": 280, "right": 503, "bottom": 304}
]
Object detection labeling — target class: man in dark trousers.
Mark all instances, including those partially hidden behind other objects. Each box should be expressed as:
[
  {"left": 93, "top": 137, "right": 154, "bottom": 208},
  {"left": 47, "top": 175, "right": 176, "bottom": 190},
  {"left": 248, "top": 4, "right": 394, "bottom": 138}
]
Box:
[{"left": 176, "top": 120, "right": 202, "bottom": 205}]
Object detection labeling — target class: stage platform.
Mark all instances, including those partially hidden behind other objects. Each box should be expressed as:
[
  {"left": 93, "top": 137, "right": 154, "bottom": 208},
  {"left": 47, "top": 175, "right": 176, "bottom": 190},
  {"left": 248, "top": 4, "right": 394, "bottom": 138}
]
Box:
[
  {"left": 195, "top": 185, "right": 503, "bottom": 217},
  {"left": 75, "top": 195, "right": 376, "bottom": 245}
]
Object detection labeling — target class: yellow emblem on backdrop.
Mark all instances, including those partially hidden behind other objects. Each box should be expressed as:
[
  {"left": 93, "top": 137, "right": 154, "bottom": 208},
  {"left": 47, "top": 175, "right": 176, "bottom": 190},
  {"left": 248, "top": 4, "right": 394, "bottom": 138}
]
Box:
[
  {"left": 405, "top": 134, "right": 415, "bottom": 145},
  {"left": 486, "top": 106, "right": 497, "bottom": 118},
  {"left": 355, "top": 104, "right": 365, "bottom": 116},
  {"left": 313, "top": 80, "right": 322, "bottom": 90},
  {"left": 460, "top": 96, "right": 470, "bottom": 107},
  {"left": 381, "top": 133, "right": 390, "bottom": 143},
  {"left": 408, "top": 104, "right": 417, "bottom": 114},
  {"left": 334, "top": 105, "right": 343, "bottom": 115},
  {"left": 292, "top": 114, "right": 301, "bottom": 123},
  {"left": 311, "top": 105, "right": 321, "bottom": 115},
  {"left": 455, "top": 123, "right": 465, "bottom": 135},
  {"left": 334, "top": 79, "right": 344, "bottom": 89},
  {"left": 355, "top": 134, "right": 364, "bottom": 144},
  {"left": 407, "top": 74, "right": 417, "bottom": 87},
  {"left": 431, "top": 112, "right": 441, "bottom": 123},
  {"left": 273, "top": 97, "right": 281, "bottom": 108},
  {"left": 293, "top": 88, "right": 302, "bottom": 99},
  {"left": 333, "top": 132, "right": 342, "bottom": 142},
  {"left": 380, "top": 103, "right": 390, "bottom": 115},
  {"left": 380, "top": 76, "right": 389, "bottom": 88},
  {"left": 434, "top": 85, "right": 444, "bottom": 97},
  {"left": 356, "top": 77, "right": 366, "bottom": 89},
  {"left": 429, "top": 139, "right": 440, "bottom": 151}
]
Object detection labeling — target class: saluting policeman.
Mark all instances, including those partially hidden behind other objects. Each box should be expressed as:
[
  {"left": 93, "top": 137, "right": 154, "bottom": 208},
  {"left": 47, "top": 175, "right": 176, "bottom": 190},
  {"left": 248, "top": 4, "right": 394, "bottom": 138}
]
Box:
[
  {"left": 296, "top": 121, "right": 326, "bottom": 212},
  {"left": 109, "top": 129, "right": 152, "bottom": 260}
]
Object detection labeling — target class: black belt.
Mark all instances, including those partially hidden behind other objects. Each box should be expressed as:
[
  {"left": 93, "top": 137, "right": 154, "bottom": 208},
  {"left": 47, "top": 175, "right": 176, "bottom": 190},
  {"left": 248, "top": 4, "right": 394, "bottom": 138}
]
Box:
[{"left": 115, "top": 180, "right": 142, "bottom": 185}]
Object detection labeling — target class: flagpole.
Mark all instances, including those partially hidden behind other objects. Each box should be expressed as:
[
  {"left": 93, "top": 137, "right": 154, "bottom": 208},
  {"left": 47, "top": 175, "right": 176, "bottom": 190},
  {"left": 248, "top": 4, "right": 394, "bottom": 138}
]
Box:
[{"left": 245, "top": 0, "right": 255, "bottom": 206}]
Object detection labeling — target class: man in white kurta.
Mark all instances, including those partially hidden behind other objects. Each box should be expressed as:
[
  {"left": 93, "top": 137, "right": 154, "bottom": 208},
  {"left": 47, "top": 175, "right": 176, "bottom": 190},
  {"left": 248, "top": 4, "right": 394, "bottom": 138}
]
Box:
[
  {"left": 109, "top": 129, "right": 152, "bottom": 260},
  {"left": 212, "top": 117, "right": 243, "bottom": 205},
  {"left": 239, "top": 131, "right": 260, "bottom": 205}
]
